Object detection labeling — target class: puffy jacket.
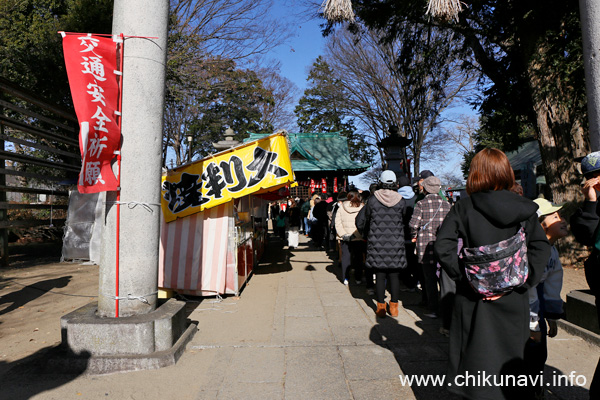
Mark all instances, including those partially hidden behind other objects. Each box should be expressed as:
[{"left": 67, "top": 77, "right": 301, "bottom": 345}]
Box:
[
  {"left": 356, "top": 189, "right": 407, "bottom": 270},
  {"left": 335, "top": 201, "right": 363, "bottom": 240}
]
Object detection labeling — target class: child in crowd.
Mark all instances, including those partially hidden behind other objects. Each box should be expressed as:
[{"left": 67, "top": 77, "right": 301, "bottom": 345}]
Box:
[
  {"left": 276, "top": 210, "right": 286, "bottom": 240},
  {"left": 525, "top": 198, "right": 567, "bottom": 398}
]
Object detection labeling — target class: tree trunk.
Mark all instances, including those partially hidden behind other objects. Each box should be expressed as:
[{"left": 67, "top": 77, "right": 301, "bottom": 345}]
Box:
[
  {"left": 528, "top": 45, "right": 589, "bottom": 204},
  {"left": 533, "top": 99, "right": 587, "bottom": 203},
  {"left": 534, "top": 105, "right": 587, "bottom": 204}
]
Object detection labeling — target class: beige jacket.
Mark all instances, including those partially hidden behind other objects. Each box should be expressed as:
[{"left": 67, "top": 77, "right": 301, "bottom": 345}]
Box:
[{"left": 335, "top": 201, "right": 364, "bottom": 240}]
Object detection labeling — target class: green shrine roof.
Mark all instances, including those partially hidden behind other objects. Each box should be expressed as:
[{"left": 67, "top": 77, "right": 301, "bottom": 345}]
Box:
[{"left": 245, "top": 132, "right": 370, "bottom": 174}]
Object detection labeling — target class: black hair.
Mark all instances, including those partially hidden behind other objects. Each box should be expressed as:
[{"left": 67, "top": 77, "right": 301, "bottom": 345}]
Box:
[{"left": 379, "top": 182, "right": 398, "bottom": 191}]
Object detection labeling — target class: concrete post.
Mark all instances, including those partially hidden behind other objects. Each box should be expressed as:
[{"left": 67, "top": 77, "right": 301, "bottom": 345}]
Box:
[
  {"left": 98, "top": 0, "right": 169, "bottom": 317},
  {"left": 580, "top": 0, "right": 600, "bottom": 151}
]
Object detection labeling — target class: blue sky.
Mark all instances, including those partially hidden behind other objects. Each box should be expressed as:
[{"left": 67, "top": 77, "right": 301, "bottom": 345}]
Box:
[
  {"left": 268, "top": 1, "right": 327, "bottom": 92},
  {"left": 262, "top": 2, "right": 473, "bottom": 188}
]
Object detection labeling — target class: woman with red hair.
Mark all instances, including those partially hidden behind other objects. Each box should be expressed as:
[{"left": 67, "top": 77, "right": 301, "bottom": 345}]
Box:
[{"left": 434, "top": 148, "right": 550, "bottom": 399}]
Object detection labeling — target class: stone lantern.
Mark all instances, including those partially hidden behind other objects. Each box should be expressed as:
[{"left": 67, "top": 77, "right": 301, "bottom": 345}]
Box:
[
  {"left": 377, "top": 125, "right": 412, "bottom": 181},
  {"left": 213, "top": 127, "right": 240, "bottom": 150}
]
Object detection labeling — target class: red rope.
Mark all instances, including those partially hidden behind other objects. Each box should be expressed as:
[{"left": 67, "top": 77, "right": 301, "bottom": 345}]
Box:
[
  {"left": 115, "top": 33, "right": 125, "bottom": 318},
  {"left": 58, "top": 31, "right": 158, "bottom": 39}
]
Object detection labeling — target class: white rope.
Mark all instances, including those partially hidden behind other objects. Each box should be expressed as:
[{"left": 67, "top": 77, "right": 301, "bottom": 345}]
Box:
[
  {"left": 104, "top": 201, "right": 161, "bottom": 214},
  {"left": 114, "top": 291, "right": 158, "bottom": 305},
  {"left": 321, "top": 0, "right": 355, "bottom": 23},
  {"left": 425, "top": 0, "right": 464, "bottom": 22}
]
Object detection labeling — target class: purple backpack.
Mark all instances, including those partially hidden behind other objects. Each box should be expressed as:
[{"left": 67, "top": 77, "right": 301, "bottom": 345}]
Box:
[{"left": 461, "top": 222, "right": 529, "bottom": 297}]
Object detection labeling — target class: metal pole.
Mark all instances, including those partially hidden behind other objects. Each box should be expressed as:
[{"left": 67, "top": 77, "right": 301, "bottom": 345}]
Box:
[
  {"left": 0, "top": 122, "right": 7, "bottom": 268},
  {"left": 98, "top": 0, "right": 169, "bottom": 317},
  {"left": 580, "top": 0, "right": 600, "bottom": 151}
]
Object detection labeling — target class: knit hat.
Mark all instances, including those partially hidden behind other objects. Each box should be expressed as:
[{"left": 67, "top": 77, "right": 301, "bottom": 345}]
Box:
[
  {"left": 379, "top": 170, "right": 397, "bottom": 184},
  {"left": 581, "top": 151, "right": 600, "bottom": 177},
  {"left": 422, "top": 176, "right": 441, "bottom": 194},
  {"left": 398, "top": 174, "right": 411, "bottom": 188},
  {"left": 533, "top": 198, "right": 564, "bottom": 218},
  {"left": 418, "top": 170, "right": 434, "bottom": 180}
]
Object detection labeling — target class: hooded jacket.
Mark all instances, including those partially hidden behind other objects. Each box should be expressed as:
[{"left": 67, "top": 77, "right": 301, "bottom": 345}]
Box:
[
  {"left": 356, "top": 189, "right": 407, "bottom": 270},
  {"left": 433, "top": 190, "right": 550, "bottom": 400},
  {"left": 334, "top": 201, "right": 363, "bottom": 240}
]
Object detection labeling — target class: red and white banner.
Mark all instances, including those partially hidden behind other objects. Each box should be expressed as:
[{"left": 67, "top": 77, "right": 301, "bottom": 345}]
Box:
[
  {"left": 321, "top": 178, "right": 327, "bottom": 193},
  {"left": 62, "top": 33, "right": 121, "bottom": 193},
  {"left": 333, "top": 177, "right": 338, "bottom": 193},
  {"left": 310, "top": 179, "right": 315, "bottom": 193}
]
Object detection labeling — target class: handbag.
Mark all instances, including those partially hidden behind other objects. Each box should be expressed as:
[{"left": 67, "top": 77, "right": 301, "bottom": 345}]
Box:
[{"left": 461, "top": 221, "right": 529, "bottom": 298}]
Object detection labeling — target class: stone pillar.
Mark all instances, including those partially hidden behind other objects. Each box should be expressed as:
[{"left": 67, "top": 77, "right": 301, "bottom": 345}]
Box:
[
  {"left": 580, "top": 0, "right": 600, "bottom": 151},
  {"left": 98, "top": 0, "right": 169, "bottom": 317}
]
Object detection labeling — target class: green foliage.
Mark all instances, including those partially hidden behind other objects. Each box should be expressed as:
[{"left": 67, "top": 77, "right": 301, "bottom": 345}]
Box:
[
  {"left": 186, "top": 59, "right": 274, "bottom": 158},
  {"left": 294, "top": 56, "right": 375, "bottom": 165},
  {"left": 350, "top": 0, "right": 584, "bottom": 145},
  {"left": 0, "top": 0, "right": 113, "bottom": 107}
]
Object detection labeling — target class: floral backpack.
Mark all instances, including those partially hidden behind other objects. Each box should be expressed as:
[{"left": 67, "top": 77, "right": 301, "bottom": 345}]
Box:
[{"left": 461, "top": 221, "right": 529, "bottom": 297}]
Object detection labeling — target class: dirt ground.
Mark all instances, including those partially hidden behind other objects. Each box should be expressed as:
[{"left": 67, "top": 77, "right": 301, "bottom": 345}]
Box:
[{"left": 0, "top": 257, "right": 99, "bottom": 376}]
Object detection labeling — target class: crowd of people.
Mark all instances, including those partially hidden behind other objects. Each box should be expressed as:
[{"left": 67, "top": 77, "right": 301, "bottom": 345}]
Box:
[{"left": 268, "top": 147, "right": 600, "bottom": 400}]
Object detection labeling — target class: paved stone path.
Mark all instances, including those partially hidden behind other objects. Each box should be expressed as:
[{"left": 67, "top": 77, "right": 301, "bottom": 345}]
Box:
[{"left": 1, "top": 233, "right": 597, "bottom": 399}]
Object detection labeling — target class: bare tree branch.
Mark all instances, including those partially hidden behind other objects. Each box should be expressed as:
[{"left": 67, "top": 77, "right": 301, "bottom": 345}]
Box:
[{"left": 324, "top": 23, "right": 478, "bottom": 176}]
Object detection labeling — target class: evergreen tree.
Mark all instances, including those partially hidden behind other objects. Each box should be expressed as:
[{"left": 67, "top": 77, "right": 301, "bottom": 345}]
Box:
[
  {"left": 345, "top": 0, "right": 587, "bottom": 203},
  {"left": 0, "top": 0, "right": 113, "bottom": 107},
  {"left": 294, "top": 56, "right": 375, "bottom": 165},
  {"left": 185, "top": 59, "right": 274, "bottom": 159}
]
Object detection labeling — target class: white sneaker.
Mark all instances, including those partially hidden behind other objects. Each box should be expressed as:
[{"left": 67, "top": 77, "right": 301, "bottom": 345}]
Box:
[{"left": 343, "top": 279, "right": 349, "bottom": 286}]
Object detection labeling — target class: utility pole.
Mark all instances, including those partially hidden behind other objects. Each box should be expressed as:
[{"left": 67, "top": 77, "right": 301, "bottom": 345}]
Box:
[
  {"left": 580, "top": 0, "right": 600, "bottom": 151},
  {"left": 98, "top": 0, "right": 169, "bottom": 317},
  {"left": 61, "top": 1, "right": 194, "bottom": 372}
]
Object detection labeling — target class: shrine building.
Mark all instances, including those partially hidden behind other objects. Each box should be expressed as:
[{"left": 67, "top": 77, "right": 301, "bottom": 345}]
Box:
[{"left": 245, "top": 131, "right": 370, "bottom": 199}]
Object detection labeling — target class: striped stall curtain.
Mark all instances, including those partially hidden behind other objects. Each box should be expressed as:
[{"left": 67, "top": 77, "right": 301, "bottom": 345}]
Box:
[{"left": 159, "top": 201, "right": 234, "bottom": 296}]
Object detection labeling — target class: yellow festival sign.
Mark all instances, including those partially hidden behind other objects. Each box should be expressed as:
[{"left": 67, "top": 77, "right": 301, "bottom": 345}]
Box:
[{"left": 161, "top": 133, "right": 294, "bottom": 222}]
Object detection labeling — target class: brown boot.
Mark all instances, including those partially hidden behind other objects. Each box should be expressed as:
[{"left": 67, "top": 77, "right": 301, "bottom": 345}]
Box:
[
  {"left": 388, "top": 301, "right": 399, "bottom": 317},
  {"left": 376, "top": 302, "right": 387, "bottom": 318}
]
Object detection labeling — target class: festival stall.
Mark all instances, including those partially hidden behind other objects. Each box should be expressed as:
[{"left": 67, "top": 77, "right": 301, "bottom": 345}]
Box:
[{"left": 158, "top": 132, "right": 294, "bottom": 296}]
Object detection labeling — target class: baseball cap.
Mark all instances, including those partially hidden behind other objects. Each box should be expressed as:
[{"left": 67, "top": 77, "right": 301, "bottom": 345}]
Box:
[
  {"left": 533, "top": 198, "right": 564, "bottom": 218},
  {"left": 581, "top": 151, "right": 600, "bottom": 177},
  {"left": 379, "top": 170, "right": 397, "bottom": 184}
]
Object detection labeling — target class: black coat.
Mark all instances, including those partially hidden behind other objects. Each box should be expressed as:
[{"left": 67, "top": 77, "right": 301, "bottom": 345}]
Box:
[
  {"left": 312, "top": 200, "right": 329, "bottom": 225},
  {"left": 355, "top": 189, "right": 407, "bottom": 270},
  {"left": 287, "top": 206, "right": 301, "bottom": 228},
  {"left": 433, "top": 190, "right": 550, "bottom": 400},
  {"left": 570, "top": 198, "right": 600, "bottom": 297}
]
